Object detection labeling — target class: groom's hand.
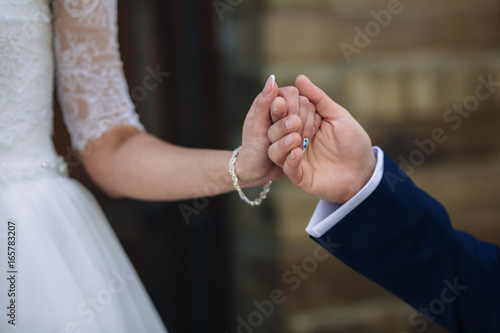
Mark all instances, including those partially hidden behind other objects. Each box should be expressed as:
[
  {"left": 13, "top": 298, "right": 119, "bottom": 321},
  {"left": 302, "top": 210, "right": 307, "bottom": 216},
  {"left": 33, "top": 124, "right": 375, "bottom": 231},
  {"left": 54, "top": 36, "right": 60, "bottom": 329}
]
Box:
[{"left": 268, "top": 75, "right": 376, "bottom": 204}]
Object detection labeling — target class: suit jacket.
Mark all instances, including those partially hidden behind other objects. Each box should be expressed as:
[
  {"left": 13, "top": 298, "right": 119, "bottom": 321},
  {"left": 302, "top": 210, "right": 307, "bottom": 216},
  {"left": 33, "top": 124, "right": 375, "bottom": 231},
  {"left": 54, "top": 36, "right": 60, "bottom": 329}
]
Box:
[{"left": 311, "top": 154, "right": 500, "bottom": 333}]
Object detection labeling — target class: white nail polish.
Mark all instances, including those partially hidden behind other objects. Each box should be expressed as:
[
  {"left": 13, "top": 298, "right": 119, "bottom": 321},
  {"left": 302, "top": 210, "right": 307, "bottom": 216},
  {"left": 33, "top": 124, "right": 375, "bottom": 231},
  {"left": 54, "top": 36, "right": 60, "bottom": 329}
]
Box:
[{"left": 270, "top": 74, "right": 275, "bottom": 87}]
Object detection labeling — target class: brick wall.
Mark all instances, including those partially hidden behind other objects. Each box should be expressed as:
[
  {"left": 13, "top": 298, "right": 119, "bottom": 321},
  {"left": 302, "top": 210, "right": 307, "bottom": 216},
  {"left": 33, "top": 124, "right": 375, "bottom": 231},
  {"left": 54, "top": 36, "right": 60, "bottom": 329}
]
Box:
[{"left": 219, "top": 0, "right": 500, "bottom": 332}]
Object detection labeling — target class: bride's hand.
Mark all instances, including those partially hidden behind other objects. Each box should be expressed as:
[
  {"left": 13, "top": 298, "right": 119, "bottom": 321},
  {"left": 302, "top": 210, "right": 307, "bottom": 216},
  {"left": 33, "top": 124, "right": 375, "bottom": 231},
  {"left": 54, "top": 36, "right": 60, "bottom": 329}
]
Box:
[
  {"left": 235, "top": 75, "right": 283, "bottom": 188},
  {"left": 236, "top": 76, "right": 321, "bottom": 188},
  {"left": 268, "top": 75, "right": 376, "bottom": 204}
]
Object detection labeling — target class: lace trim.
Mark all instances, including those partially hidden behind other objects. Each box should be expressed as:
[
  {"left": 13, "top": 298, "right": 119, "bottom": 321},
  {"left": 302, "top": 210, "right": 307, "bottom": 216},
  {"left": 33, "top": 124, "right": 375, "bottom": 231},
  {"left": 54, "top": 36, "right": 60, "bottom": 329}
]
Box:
[
  {"left": 0, "top": 156, "right": 68, "bottom": 185},
  {"left": 54, "top": 0, "right": 145, "bottom": 152},
  {"left": 0, "top": 0, "right": 145, "bottom": 152}
]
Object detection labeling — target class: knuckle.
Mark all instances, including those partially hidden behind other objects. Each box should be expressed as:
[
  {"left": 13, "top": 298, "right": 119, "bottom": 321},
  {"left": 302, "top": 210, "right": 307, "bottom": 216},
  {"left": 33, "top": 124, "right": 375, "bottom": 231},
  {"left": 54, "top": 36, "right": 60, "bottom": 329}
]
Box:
[
  {"left": 267, "top": 127, "right": 274, "bottom": 140},
  {"left": 268, "top": 145, "right": 275, "bottom": 158},
  {"left": 294, "top": 115, "right": 303, "bottom": 127},
  {"left": 282, "top": 86, "right": 298, "bottom": 96},
  {"left": 285, "top": 115, "right": 301, "bottom": 130},
  {"left": 276, "top": 96, "right": 286, "bottom": 104},
  {"left": 271, "top": 98, "right": 287, "bottom": 115},
  {"left": 271, "top": 97, "right": 281, "bottom": 107},
  {"left": 280, "top": 136, "right": 289, "bottom": 149},
  {"left": 268, "top": 126, "right": 279, "bottom": 142}
]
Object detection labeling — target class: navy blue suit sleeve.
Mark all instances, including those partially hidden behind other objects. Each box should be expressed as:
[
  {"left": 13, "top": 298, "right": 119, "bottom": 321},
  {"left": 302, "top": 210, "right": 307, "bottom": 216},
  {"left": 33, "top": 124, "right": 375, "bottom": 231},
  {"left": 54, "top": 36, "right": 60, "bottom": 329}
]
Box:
[{"left": 312, "top": 154, "right": 500, "bottom": 333}]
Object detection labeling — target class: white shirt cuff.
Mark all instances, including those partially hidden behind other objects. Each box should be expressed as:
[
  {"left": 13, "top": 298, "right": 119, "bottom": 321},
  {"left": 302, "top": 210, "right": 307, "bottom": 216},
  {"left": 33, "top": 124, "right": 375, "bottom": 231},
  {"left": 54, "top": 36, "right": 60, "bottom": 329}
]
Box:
[{"left": 305, "top": 147, "right": 385, "bottom": 238}]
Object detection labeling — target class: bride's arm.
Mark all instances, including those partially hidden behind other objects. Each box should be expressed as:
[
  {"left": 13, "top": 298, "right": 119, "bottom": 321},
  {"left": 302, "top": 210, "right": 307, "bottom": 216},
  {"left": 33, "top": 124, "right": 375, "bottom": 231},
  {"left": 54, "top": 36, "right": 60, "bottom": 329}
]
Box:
[
  {"left": 77, "top": 82, "right": 295, "bottom": 201},
  {"left": 52, "top": 0, "right": 302, "bottom": 200}
]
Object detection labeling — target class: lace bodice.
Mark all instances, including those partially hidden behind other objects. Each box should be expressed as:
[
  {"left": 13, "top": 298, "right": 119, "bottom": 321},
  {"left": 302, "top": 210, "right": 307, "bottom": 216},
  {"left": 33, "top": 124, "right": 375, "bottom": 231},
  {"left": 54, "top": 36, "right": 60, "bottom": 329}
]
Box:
[
  {"left": 0, "top": 0, "right": 53, "bottom": 148},
  {"left": 0, "top": 0, "right": 144, "bottom": 153}
]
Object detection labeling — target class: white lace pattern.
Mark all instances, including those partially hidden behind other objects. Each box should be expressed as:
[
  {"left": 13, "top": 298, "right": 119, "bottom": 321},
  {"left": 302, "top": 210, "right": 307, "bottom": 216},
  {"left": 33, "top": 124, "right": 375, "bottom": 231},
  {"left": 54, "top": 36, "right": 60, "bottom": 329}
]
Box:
[
  {"left": 53, "top": 0, "right": 144, "bottom": 151},
  {"left": 0, "top": 0, "right": 143, "bottom": 152},
  {"left": 0, "top": 0, "right": 53, "bottom": 148}
]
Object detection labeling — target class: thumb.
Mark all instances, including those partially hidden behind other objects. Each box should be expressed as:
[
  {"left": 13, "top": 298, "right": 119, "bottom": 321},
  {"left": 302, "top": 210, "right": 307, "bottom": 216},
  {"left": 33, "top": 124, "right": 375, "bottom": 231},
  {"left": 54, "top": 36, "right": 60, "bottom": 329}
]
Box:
[
  {"left": 295, "top": 74, "right": 348, "bottom": 120},
  {"left": 252, "top": 75, "right": 278, "bottom": 122}
]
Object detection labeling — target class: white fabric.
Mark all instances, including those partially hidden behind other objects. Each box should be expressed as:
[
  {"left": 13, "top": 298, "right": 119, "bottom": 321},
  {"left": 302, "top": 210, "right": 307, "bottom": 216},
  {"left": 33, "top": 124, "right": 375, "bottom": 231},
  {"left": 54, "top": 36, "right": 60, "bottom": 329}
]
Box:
[
  {"left": 53, "top": 0, "right": 144, "bottom": 152},
  {"left": 0, "top": 176, "right": 167, "bottom": 332},
  {"left": 0, "top": 0, "right": 53, "bottom": 148},
  {"left": 0, "top": 0, "right": 167, "bottom": 331},
  {"left": 306, "top": 147, "right": 385, "bottom": 238}
]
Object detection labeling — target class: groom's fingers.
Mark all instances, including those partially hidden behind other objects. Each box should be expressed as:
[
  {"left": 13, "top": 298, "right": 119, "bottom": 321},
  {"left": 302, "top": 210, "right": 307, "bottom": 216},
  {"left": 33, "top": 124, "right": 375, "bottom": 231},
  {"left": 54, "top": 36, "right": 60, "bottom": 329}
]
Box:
[
  {"left": 268, "top": 115, "right": 302, "bottom": 144},
  {"left": 268, "top": 132, "right": 302, "bottom": 167},
  {"left": 313, "top": 113, "right": 322, "bottom": 135},
  {"left": 270, "top": 97, "right": 288, "bottom": 124},
  {"left": 295, "top": 75, "right": 348, "bottom": 120},
  {"left": 283, "top": 147, "right": 304, "bottom": 186}
]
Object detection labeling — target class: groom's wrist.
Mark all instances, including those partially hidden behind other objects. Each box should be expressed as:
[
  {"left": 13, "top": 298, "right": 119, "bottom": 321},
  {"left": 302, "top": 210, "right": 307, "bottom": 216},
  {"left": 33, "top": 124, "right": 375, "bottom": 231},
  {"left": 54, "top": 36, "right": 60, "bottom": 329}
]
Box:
[{"left": 336, "top": 153, "right": 378, "bottom": 204}]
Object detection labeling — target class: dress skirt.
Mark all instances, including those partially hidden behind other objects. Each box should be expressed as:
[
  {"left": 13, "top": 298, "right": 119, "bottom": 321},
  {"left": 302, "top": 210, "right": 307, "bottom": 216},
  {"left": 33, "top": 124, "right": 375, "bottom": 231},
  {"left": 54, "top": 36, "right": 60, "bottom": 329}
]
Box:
[{"left": 0, "top": 170, "right": 168, "bottom": 332}]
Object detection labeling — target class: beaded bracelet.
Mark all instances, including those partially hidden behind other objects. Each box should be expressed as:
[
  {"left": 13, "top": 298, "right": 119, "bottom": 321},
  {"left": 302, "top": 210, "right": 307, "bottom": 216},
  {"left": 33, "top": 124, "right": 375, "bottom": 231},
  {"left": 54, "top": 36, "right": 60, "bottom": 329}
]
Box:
[{"left": 229, "top": 146, "right": 272, "bottom": 206}]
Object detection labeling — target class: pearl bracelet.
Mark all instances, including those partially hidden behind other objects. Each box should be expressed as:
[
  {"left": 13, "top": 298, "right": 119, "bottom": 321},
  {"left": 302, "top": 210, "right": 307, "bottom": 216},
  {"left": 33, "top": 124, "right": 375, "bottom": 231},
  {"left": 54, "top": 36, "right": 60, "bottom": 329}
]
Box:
[{"left": 229, "top": 146, "right": 272, "bottom": 206}]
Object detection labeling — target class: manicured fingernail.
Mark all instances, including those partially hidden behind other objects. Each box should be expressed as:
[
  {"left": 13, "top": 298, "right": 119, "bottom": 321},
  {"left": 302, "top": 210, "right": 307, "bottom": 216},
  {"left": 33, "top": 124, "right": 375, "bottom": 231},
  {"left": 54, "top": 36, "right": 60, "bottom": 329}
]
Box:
[
  {"left": 285, "top": 134, "right": 293, "bottom": 146},
  {"left": 302, "top": 138, "right": 309, "bottom": 152},
  {"left": 285, "top": 118, "right": 294, "bottom": 130},
  {"left": 263, "top": 74, "right": 275, "bottom": 94},
  {"left": 290, "top": 149, "right": 296, "bottom": 160}
]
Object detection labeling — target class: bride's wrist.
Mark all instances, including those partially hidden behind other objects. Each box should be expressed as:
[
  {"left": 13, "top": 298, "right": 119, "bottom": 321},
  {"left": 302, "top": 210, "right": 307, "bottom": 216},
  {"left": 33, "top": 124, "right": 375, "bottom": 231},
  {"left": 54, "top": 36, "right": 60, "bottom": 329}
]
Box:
[
  {"left": 234, "top": 157, "right": 260, "bottom": 188},
  {"left": 229, "top": 147, "right": 272, "bottom": 207}
]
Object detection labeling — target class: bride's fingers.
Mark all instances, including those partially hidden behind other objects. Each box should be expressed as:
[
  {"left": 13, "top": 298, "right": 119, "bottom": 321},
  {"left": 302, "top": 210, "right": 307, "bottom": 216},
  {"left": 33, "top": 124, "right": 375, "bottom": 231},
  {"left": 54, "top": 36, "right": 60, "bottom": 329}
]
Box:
[
  {"left": 268, "top": 115, "right": 302, "bottom": 144},
  {"left": 283, "top": 147, "right": 304, "bottom": 186},
  {"left": 268, "top": 132, "right": 302, "bottom": 167},
  {"left": 270, "top": 97, "right": 288, "bottom": 124}
]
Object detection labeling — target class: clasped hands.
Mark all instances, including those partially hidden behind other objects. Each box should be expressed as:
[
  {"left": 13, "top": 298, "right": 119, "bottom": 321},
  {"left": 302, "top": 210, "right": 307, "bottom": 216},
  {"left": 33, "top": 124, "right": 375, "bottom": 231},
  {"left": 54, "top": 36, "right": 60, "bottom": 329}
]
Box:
[{"left": 238, "top": 75, "right": 377, "bottom": 204}]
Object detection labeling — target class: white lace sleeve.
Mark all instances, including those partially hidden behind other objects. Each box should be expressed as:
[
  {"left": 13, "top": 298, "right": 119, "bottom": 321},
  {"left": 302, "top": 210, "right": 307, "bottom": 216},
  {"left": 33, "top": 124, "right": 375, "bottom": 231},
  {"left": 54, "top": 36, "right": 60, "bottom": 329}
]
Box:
[{"left": 53, "top": 0, "right": 145, "bottom": 152}]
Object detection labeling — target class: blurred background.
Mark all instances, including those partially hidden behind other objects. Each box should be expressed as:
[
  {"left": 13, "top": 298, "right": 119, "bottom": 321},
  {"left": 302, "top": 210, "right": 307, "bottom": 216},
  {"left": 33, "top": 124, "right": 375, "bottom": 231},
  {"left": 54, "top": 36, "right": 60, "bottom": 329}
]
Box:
[{"left": 53, "top": 0, "right": 500, "bottom": 332}]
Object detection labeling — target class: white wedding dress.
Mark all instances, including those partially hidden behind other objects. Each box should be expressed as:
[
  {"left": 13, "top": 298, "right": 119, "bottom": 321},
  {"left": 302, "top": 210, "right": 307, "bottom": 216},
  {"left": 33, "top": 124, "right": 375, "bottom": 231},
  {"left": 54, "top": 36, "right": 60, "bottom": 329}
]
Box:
[{"left": 0, "top": 0, "right": 168, "bottom": 331}]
